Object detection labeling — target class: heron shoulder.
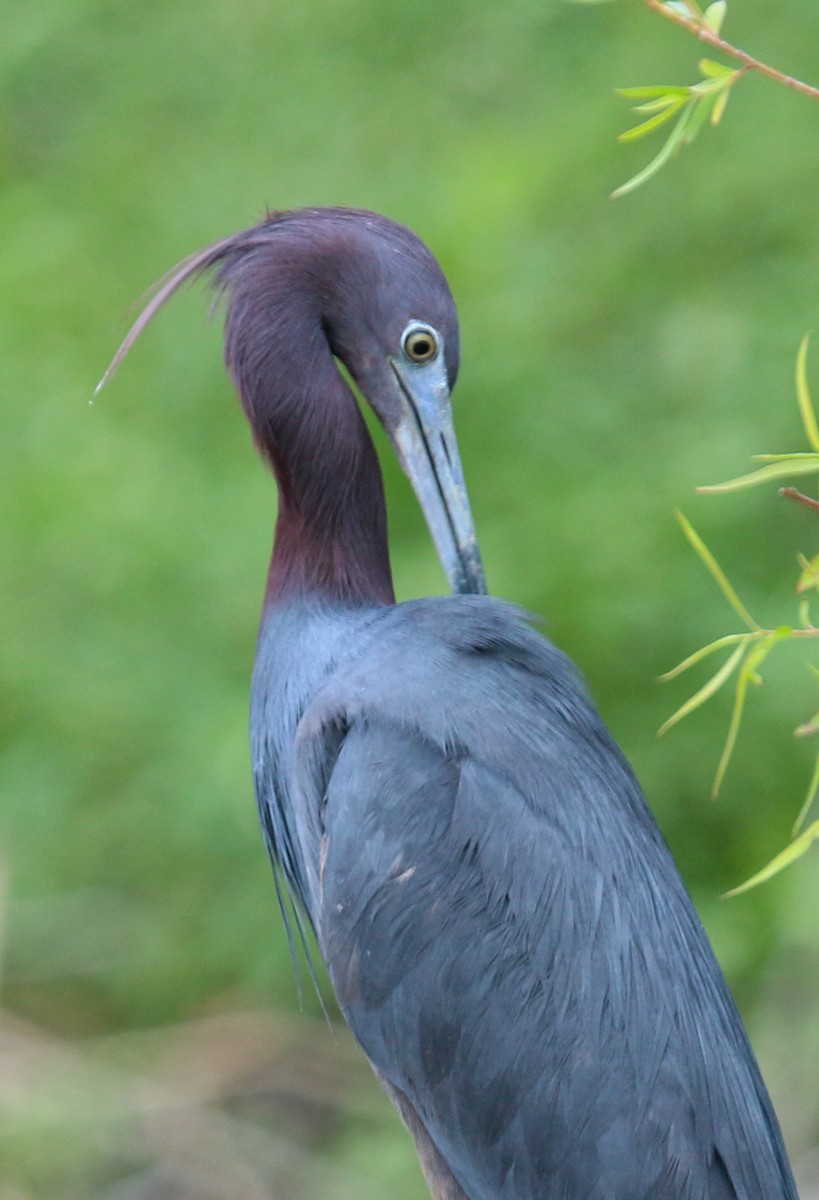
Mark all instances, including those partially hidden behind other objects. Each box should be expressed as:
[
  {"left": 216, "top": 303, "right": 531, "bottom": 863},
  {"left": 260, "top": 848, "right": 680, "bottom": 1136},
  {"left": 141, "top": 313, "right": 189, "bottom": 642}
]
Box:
[
  {"left": 296, "top": 593, "right": 603, "bottom": 760},
  {"left": 302, "top": 601, "right": 797, "bottom": 1200}
]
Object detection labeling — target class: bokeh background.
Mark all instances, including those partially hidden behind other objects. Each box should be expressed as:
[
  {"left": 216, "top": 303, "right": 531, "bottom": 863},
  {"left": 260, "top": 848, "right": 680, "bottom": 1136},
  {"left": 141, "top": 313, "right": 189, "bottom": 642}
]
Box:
[{"left": 2, "top": 0, "right": 819, "bottom": 1196}]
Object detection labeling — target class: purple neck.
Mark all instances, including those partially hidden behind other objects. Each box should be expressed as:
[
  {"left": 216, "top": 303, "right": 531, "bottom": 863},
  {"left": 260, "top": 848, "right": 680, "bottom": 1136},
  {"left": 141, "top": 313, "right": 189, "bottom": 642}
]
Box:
[
  {"left": 265, "top": 425, "right": 395, "bottom": 608},
  {"left": 233, "top": 321, "right": 395, "bottom": 609}
]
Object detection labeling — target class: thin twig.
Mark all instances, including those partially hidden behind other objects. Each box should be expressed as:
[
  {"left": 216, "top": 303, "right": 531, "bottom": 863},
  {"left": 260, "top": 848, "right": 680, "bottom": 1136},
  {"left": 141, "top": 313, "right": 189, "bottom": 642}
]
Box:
[
  {"left": 708, "top": 625, "right": 819, "bottom": 641},
  {"left": 780, "top": 486, "right": 819, "bottom": 513},
  {"left": 641, "top": 0, "right": 819, "bottom": 101}
]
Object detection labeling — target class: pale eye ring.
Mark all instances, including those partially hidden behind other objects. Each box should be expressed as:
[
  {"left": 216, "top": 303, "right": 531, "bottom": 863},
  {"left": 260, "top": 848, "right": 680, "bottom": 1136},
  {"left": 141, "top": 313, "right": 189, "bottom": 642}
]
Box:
[{"left": 402, "top": 324, "right": 439, "bottom": 364}]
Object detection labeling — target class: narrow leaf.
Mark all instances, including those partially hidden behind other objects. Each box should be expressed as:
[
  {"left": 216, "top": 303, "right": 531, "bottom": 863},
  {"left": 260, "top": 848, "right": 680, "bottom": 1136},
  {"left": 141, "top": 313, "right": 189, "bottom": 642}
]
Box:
[
  {"left": 712, "top": 630, "right": 789, "bottom": 796},
  {"left": 798, "top": 596, "right": 813, "bottom": 629},
  {"left": 690, "top": 77, "right": 731, "bottom": 97},
  {"left": 658, "top": 643, "right": 746, "bottom": 736},
  {"left": 632, "top": 96, "right": 689, "bottom": 114},
  {"left": 793, "top": 752, "right": 819, "bottom": 834},
  {"left": 616, "top": 85, "right": 693, "bottom": 99},
  {"left": 611, "top": 104, "right": 694, "bottom": 199},
  {"left": 681, "top": 93, "right": 716, "bottom": 144},
  {"left": 665, "top": 0, "right": 701, "bottom": 18},
  {"left": 712, "top": 660, "right": 750, "bottom": 796},
  {"left": 618, "top": 101, "right": 686, "bottom": 142},
  {"left": 660, "top": 632, "right": 751, "bottom": 680},
  {"left": 703, "top": 2, "right": 728, "bottom": 35},
  {"left": 697, "top": 457, "right": 819, "bottom": 493},
  {"left": 796, "top": 335, "right": 819, "bottom": 451},
  {"left": 725, "top": 820, "right": 819, "bottom": 896},
  {"left": 796, "top": 552, "right": 819, "bottom": 594},
  {"left": 751, "top": 452, "right": 819, "bottom": 462},
  {"left": 699, "top": 57, "right": 734, "bottom": 79},
  {"left": 676, "top": 511, "right": 760, "bottom": 630},
  {"left": 711, "top": 85, "right": 732, "bottom": 125}
]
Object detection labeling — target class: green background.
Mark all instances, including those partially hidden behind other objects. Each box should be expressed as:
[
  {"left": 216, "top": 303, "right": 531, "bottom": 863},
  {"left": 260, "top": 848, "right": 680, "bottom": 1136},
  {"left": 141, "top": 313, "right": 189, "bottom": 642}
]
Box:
[{"left": 2, "top": 1, "right": 818, "bottom": 1196}]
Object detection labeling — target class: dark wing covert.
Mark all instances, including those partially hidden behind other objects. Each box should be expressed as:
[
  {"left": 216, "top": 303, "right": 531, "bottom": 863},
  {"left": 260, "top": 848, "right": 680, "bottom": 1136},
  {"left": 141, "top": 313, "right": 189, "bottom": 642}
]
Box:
[{"left": 294, "top": 597, "right": 796, "bottom": 1200}]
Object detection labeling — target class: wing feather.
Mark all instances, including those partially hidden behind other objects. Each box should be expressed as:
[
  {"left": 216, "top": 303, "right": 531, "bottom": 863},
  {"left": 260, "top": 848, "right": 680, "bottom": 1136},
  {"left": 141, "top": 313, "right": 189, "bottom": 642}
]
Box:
[{"left": 287, "top": 598, "right": 797, "bottom": 1200}]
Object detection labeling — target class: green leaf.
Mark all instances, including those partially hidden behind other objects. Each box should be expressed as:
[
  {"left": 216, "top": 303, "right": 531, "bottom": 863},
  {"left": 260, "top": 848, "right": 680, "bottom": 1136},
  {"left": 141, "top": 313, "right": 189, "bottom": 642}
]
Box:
[
  {"left": 616, "top": 85, "right": 693, "bottom": 99},
  {"left": 713, "top": 343, "right": 819, "bottom": 484},
  {"left": 658, "top": 642, "right": 747, "bottom": 736},
  {"left": 681, "top": 92, "right": 716, "bottom": 144},
  {"left": 697, "top": 456, "right": 819, "bottom": 493},
  {"left": 703, "top": 2, "right": 727, "bottom": 35},
  {"left": 618, "top": 99, "right": 687, "bottom": 142},
  {"left": 632, "top": 96, "right": 689, "bottom": 114},
  {"left": 725, "top": 820, "right": 819, "bottom": 896},
  {"left": 660, "top": 632, "right": 752, "bottom": 680},
  {"left": 690, "top": 76, "right": 732, "bottom": 97},
  {"left": 611, "top": 103, "right": 694, "bottom": 199},
  {"left": 751, "top": 452, "right": 819, "bottom": 462},
  {"left": 797, "top": 552, "right": 819, "bottom": 594},
  {"left": 793, "top": 752, "right": 819, "bottom": 834},
  {"left": 712, "top": 629, "right": 790, "bottom": 796},
  {"left": 676, "top": 511, "right": 760, "bottom": 630},
  {"left": 699, "top": 59, "right": 734, "bottom": 80},
  {"left": 796, "top": 335, "right": 819, "bottom": 451},
  {"left": 696, "top": 60, "right": 734, "bottom": 83},
  {"left": 798, "top": 596, "right": 813, "bottom": 629},
  {"left": 711, "top": 85, "right": 732, "bottom": 125},
  {"left": 665, "top": 0, "right": 701, "bottom": 18}
]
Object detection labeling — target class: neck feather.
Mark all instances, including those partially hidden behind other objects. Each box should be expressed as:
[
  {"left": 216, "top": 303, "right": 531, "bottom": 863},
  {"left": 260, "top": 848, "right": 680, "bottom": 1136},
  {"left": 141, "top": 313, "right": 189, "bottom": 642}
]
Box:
[{"left": 231, "top": 316, "right": 395, "bottom": 608}]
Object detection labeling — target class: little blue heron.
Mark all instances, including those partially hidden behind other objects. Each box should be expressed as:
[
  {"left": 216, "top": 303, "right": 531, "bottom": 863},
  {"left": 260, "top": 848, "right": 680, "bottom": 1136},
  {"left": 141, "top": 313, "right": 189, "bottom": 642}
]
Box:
[{"left": 103, "top": 208, "right": 799, "bottom": 1199}]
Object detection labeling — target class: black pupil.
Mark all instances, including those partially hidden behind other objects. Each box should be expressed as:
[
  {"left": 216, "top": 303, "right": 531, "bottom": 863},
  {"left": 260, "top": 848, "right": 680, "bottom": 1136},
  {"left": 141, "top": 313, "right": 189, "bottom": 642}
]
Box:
[{"left": 412, "top": 336, "right": 431, "bottom": 358}]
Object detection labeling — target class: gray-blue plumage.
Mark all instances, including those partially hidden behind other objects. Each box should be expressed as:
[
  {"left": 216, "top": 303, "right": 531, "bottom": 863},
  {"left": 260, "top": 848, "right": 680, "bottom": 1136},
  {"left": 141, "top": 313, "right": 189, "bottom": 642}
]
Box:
[
  {"left": 106, "top": 207, "right": 800, "bottom": 1200},
  {"left": 252, "top": 595, "right": 796, "bottom": 1200}
]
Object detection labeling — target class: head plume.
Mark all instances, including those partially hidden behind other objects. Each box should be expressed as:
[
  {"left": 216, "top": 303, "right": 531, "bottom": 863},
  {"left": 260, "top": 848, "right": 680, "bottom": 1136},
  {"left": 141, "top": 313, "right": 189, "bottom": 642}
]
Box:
[
  {"left": 96, "top": 208, "right": 460, "bottom": 398},
  {"left": 95, "top": 223, "right": 277, "bottom": 394}
]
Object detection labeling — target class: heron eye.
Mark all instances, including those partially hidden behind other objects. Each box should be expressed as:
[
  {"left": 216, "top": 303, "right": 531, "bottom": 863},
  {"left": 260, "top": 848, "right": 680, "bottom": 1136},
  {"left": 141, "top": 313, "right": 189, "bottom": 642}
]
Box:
[{"left": 403, "top": 326, "right": 439, "bottom": 364}]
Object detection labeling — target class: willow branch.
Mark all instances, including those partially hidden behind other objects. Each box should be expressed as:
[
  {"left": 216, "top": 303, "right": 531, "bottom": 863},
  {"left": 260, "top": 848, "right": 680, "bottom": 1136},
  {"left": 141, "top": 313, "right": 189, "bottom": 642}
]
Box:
[
  {"left": 781, "top": 486, "right": 819, "bottom": 513},
  {"left": 641, "top": 0, "right": 819, "bottom": 101}
]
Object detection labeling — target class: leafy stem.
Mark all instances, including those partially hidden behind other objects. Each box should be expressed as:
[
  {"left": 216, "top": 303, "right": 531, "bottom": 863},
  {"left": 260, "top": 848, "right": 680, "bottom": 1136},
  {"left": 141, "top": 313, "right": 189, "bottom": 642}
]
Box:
[
  {"left": 641, "top": 0, "right": 819, "bottom": 101},
  {"left": 612, "top": 58, "right": 740, "bottom": 198},
  {"left": 665, "top": 339, "right": 819, "bottom": 890},
  {"left": 612, "top": 2, "right": 819, "bottom": 196}
]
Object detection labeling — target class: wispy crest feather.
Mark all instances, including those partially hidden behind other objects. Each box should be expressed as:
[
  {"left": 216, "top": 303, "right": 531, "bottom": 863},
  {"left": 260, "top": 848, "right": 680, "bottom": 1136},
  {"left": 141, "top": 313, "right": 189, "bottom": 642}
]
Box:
[{"left": 95, "top": 228, "right": 272, "bottom": 394}]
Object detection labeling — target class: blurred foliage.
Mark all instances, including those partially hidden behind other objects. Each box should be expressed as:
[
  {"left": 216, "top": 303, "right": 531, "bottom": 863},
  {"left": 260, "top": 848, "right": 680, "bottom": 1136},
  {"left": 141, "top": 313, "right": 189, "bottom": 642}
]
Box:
[
  {"left": 609, "top": 1, "right": 819, "bottom": 195},
  {"left": 613, "top": 56, "right": 740, "bottom": 198},
  {"left": 658, "top": 340, "right": 819, "bottom": 893},
  {"left": 1, "top": 0, "right": 819, "bottom": 1196}
]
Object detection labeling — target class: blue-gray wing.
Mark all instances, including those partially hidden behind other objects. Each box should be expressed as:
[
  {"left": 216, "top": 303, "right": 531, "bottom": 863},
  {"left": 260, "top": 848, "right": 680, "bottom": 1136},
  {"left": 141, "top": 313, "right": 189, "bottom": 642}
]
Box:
[{"left": 296, "top": 598, "right": 797, "bottom": 1200}]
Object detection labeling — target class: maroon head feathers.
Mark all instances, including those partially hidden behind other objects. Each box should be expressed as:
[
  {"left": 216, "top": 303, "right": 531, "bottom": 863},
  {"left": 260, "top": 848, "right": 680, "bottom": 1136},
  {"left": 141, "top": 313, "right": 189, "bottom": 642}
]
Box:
[{"left": 99, "top": 208, "right": 464, "bottom": 606}]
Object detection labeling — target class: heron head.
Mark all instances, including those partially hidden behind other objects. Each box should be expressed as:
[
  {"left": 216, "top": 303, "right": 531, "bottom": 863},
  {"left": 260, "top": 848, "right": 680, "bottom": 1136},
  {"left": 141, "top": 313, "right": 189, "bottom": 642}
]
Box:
[{"left": 99, "top": 208, "right": 486, "bottom": 597}]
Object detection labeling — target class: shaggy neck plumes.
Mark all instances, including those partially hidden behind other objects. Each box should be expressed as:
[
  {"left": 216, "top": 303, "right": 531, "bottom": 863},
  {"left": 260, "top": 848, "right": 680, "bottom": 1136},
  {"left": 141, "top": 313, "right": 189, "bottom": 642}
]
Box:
[
  {"left": 227, "top": 305, "right": 395, "bottom": 608},
  {"left": 265, "top": 412, "right": 395, "bottom": 607}
]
